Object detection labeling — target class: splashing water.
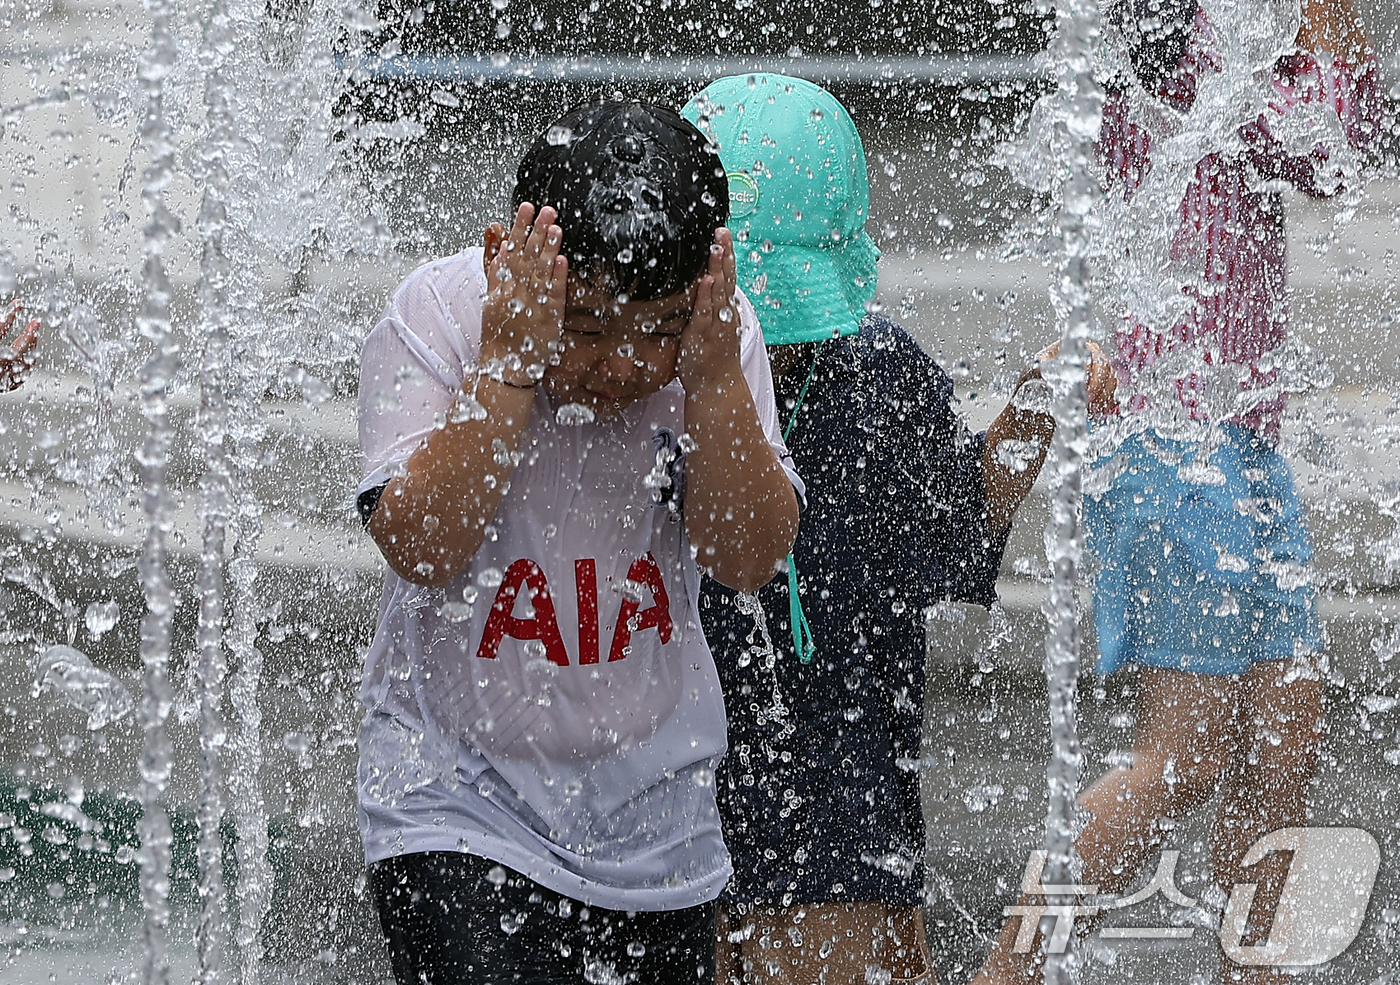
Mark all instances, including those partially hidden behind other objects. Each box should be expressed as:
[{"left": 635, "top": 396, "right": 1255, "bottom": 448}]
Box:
[
  {"left": 83, "top": 600, "right": 121, "bottom": 637},
  {"left": 733, "top": 592, "right": 796, "bottom": 742},
  {"left": 1002, "top": 0, "right": 1104, "bottom": 980},
  {"left": 0, "top": 0, "right": 1395, "bottom": 980},
  {"left": 556, "top": 402, "right": 597, "bottom": 426},
  {"left": 34, "top": 644, "right": 135, "bottom": 731}
]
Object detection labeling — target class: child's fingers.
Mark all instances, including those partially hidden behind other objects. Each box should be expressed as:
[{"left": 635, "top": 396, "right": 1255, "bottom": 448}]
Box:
[
  {"left": 491, "top": 208, "right": 532, "bottom": 289},
  {"left": 542, "top": 254, "right": 569, "bottom": 330},
  {"left": 11, "top": 318, "right": 39, "bottom": 357},
  {"left": 702, "top": 242, "right": 725, "bottom": 315},
  {"left": 504, "top": 202, "right": 536, "bottom": 260},
  {"left": 690, "top": 274, "right": 716, "bottom": 330},
  {"left": 535, "top": 216, "right": 563, "bottom": 283},
  {"left": 523, "top": 204, "right": 555, "bottom": 260},
  {"left": 705, "top": 245, "right": 724, "bottom": 300},
  {"left": 524, "top": 225, "right": 563, "bottom": 313},
  {"left": 483, "top": 222, "right": 509, "bottom": 290},
  {"left": 0, "top": 303, "right": 18, "bottom": 336},
  {"left": 717, "top": 228, "right": 736, "bottom": 293}
]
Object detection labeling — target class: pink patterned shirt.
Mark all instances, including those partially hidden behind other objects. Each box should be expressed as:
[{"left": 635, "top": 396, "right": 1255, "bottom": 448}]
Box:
[{"left": 1099, "top": 7, "right": 1387, "bottom": 442}]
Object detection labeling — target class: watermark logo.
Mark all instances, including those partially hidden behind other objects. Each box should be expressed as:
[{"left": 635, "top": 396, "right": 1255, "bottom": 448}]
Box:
[
  {"left": 726, "top": 171, "right": 759, "bottom": 219},
  {"left": 1006, "top": 827, "right": 1381, "bottom": 966}
]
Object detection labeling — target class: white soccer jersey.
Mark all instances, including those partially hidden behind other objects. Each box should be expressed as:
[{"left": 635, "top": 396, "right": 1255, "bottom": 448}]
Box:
[{"left": 355, "top": 247, "right": 800, "bottom": 911}]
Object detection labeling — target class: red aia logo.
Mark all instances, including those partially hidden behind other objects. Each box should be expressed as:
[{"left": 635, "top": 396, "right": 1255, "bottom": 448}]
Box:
[{"left": 476, "top": 554, "right": 673, "bottom": 666}]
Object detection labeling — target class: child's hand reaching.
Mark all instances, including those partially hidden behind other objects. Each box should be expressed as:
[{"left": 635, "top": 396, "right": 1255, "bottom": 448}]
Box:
[
  {"left": 1024, "top": 339, "right": 1118, "bottom": 417},
  {"left": 676, "top": 228, "right": 743, "bottom": 392},
  {"left": 1085, "top": 342, "right": 1119, "bottom": 417},
  {"left": 481, "top": 203, "right": 568, "bottom": 387},
  {"left": 0, "top": 302, "right": 39, "bottom": 392},
  {"left": 984, "top": 338, "right": 1118, "bottom": 535}
]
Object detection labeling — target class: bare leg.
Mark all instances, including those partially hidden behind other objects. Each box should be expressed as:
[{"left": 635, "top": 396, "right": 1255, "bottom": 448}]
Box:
[
  {"left": 1213, "top": 658, "right": 1324, "bottom": 985},
  {"left": 970, "top": 669, "right": 1239, "bottom": 984},
  {"left": 717, "top": 904, "right": 743, "bottom": 985},
  {"left": 721, "top": 901, "right": 934, "bottom": 984}
]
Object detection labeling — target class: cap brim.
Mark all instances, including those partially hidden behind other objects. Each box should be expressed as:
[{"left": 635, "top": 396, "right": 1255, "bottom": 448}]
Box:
[{"left": 735, "top": 243, "right": 865, "bottom": 346}]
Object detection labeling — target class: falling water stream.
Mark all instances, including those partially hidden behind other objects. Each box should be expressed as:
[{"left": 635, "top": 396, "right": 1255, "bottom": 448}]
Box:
[
  {"left": 191, "top": 0, "right": 238, "bottom": 978},
  {"left": 134, "top": 1, "right": 181, "bottom": 982},
  {"left": 1036, "top": 0, "right": 1101, "bottom": 982}
]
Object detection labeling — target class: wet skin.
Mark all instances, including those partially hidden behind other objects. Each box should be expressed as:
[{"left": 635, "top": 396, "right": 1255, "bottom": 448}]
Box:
[{"left": 369, "top": 203, "right": 798, "bottom": 591}]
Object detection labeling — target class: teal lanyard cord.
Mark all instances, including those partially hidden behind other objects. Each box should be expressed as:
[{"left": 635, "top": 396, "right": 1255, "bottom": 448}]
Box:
[{"left": 781, "top": 345, "right": 824, "bottom": 665}]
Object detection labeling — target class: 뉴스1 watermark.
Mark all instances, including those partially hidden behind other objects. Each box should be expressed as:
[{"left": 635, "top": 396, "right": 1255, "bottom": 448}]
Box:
[{"left": 1006, "top": 827, "right": 1381, "bottom": 966}]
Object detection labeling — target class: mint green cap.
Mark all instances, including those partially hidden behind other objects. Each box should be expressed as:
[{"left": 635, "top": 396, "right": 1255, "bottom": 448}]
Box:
[{"left": 682, "top": 74, "right": 880, "bottom": 346}]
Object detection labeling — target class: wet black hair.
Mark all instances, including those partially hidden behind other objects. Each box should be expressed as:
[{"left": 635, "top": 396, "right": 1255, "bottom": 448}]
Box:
[
  {"left": 512, "top": 101, "right": 728, "bottom": 303},
  {"left": 1109, "top": 0, "right": 1198, "bottom": 92}
]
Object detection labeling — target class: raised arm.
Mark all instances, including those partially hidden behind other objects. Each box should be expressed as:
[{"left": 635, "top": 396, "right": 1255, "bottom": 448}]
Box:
[
  {"left": 1297, "top": 0, "right": 1374, "bottom": 65},
  {"left": 1242, "top": 0, "right": 1386, "bottom": 197},
  {"left": 366, "top": 204, "right": 566, "bottom": 587},
  {"left": 679, "top": 229, "right": 800, "bottom": 592},
  {"left": 983, "top": 342, "right": 1117, "bottom": 536},
  {"left": 0, "top": 302, "right": 39, "bottom": 392}
]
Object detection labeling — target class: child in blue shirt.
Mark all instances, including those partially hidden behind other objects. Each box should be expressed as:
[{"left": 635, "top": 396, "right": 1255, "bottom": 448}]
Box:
[{"left": 683, "top": 76, "right": 1068, "bottom": 985}]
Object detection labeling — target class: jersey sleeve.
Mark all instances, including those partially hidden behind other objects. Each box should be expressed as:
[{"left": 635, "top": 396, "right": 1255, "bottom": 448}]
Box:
[
  {"left": 735, "top": 288, "right": 806, "bottom": 505},
  {"left": 358, "top": 252, "right": 485, "bottom": 497},
  {"left": 1243, "top": 54, "right": 1389, "bottom": 198}
]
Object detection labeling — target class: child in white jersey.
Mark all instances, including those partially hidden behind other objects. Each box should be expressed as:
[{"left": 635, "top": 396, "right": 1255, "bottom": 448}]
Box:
[{"left": 355, "top": 101, "right": 800, "bottom": 985}]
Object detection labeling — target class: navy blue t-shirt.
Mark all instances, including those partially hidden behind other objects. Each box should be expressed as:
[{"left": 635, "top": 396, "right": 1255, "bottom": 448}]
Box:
[{"left": 701, "top": 315, "right": 1006, "bottom": 906}]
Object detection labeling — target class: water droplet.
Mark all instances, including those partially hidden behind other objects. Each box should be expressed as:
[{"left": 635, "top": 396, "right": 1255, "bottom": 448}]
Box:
[
  {"left": 439, "top": 601, "right": 472, "bottom": 623},
  {"left": 84, "top": 600, "right": 119, "bottom": 636},
  {"left": 556, "top": 403, "right": 596, "bottom": 426},
  {"left": 961, "top": 783, "right": 1004, "bottom": 813},
  {"left": 584, "top": 958, "right": 625, "bottom": 985},
  {"left": 450, "top": 396, "right": 487, "bottom": 423}
]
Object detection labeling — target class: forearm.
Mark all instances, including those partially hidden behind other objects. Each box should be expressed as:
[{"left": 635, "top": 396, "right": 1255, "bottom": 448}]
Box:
[
  {"left": 1298, "top": 0, "right": 1373, "bottom": 63},
  {"left": 982, "top": 400, "right": 1055, "bottom": 537},
  {"left": 683, "top": 373, "right": 800, "bottom": 592},
  {"left": 368, "top": 376, "right": 535, "bottom": 586}
]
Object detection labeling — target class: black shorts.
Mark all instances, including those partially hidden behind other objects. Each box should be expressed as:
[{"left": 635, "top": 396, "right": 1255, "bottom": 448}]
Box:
[{"left": 369, "top": 852, "right": 716, "bottom": 985}]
